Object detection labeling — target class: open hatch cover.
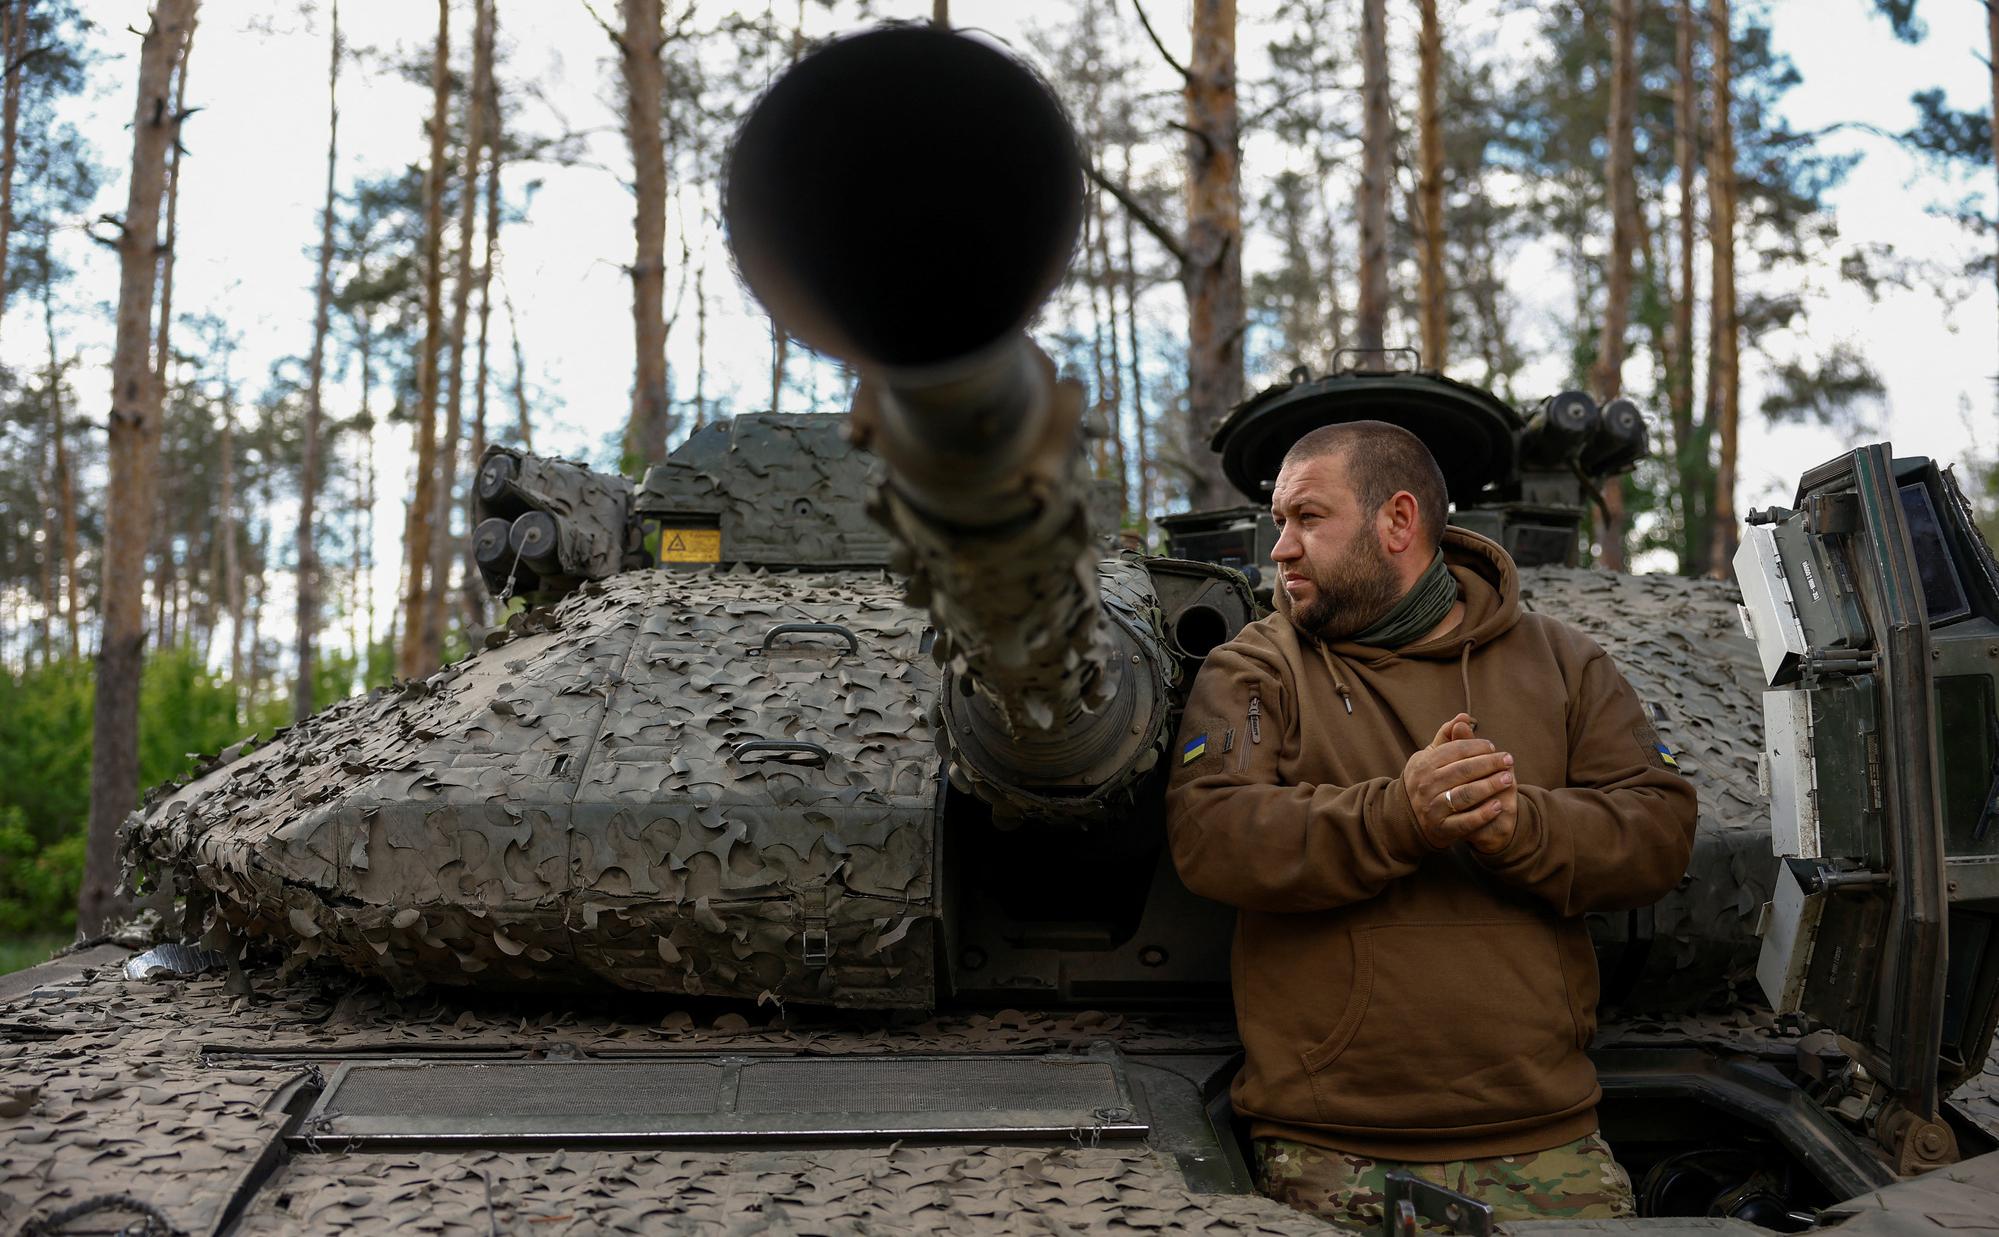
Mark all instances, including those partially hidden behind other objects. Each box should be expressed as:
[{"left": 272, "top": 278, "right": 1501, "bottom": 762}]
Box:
[{"left": 1736, "top": 443, "right": 1999, "bottom": 1121}]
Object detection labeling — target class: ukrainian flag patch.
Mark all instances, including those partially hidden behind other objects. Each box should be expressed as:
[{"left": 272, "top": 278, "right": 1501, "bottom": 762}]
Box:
[
  {"left": 1182, "top": 734, "right": 1207, "bottom": 764},
  {"left": 1635, "top": 719, "right": 1680, "bottom": 772}
]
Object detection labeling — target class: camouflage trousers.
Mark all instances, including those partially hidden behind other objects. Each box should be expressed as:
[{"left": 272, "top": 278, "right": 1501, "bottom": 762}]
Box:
[{"left": 1253, "top": 1132, "right": 1636, "bottom": 1231}]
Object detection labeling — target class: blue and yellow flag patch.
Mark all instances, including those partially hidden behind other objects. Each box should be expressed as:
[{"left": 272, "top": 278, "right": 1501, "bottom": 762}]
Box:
[
  {"left": 1182, "top": 734, "right": 1207, "bottom": 764},
  {"left": 1634, "top": 719, "right": 1680, "bottom": 772}
]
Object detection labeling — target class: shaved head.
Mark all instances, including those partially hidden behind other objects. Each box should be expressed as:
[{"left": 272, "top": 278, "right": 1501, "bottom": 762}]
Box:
[{"left": 1280, "top": 421, "right": 1449, "bottom": 551}]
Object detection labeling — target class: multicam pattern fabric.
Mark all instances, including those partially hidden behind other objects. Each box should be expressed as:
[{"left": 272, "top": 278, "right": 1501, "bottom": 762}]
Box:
[{"left": 1253, "top": 1132, "right": 1636, "bottom": 1230}]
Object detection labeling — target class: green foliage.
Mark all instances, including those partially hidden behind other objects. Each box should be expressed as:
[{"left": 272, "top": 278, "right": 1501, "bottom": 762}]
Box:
[
  {"left": 1759, "top": 343, "right": 1885, "bottom": 428},
  {"left": 0, "top": 933, "right": 72, "bottom": 978},
  {"left": 1907, "top": 88, "right": 1991, "bottom": 167},
  {"left": 0, "top": 649, "right": 288, "bottom": 937},
  {"left": 1872, "top": 0, "right": 1926, "bottom": 44},
  {"left": 0, "top": 808, "right": 84, "bottom": 937}
]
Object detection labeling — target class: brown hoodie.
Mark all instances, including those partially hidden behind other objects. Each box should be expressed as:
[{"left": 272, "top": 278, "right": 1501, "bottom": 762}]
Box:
[{"left": 1166, "top": 528, "right": 1697, "bottom": 1161}]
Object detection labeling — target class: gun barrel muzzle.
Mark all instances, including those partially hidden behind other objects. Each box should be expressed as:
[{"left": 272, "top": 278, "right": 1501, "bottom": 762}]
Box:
[{"left": 724, "top": 25, "right": 1083, "bottom": 375}]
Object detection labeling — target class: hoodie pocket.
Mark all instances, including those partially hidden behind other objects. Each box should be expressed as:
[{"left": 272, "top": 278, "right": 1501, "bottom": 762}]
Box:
[{"left": 1302, "top": 920, "right": 1588, "bottom": 1129}]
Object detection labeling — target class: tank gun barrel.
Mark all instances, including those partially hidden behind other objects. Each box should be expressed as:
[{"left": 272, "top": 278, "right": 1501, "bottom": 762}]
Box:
[{"left": 725, "top": 25, "right": 1167, "bottom": 818}]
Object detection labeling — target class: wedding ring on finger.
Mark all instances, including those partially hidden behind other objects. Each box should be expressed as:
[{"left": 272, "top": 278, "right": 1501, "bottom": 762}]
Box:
[{"left": 1444, "top": 787, "right": 1456, "bottom": 811}]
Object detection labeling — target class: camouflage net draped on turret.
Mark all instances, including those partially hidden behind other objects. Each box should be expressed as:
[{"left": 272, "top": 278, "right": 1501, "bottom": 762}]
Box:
[{"left": 128, "top": 568, "right": 944, "bottom": 1008}]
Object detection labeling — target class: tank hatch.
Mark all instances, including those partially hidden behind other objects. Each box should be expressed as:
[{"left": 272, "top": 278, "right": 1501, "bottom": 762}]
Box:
[
  {"left": 291, "top": 1050, "right": 1144, "bottom": 1148},
  {"left": 1738, "top": 444, "right": 1999, "bottom": 1130},
  {"left": 1210, "top": 366, "right": 1522, "bottom": 505}
]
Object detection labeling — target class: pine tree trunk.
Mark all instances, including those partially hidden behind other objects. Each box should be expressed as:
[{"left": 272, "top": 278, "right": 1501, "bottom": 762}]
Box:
[
  {"left": 1705, "top": 0, "right": 1739, "bottom": 578},
  {"left": 1416, "top": 0, "right": 1446, "bottom": 369},
  {"left": 399, "top": 0, "right": 451, "bottom": 677},
  {"left": 933, "top": 0, "right": 948, "bottom": 27},
  {"left": 1988, "top": 0, "right": 1998, "bottom": 380},
  {"left": 357, "top": 313, "right": 375, "bottom": 661},
  {"left": 692, "top": 261, "right": 708, "bottom": 430},
  {"left": 1118, "top": 136, "right": 1151, "bottom": 524},
  {"left": 1318, "top": 171, "right": 1347, "bottom": 366},
  {"left": 35, "top": 425, "right": 53, "bottom": 661},
  {"left": 1094, "top": 184, "right": 1130, "bottom": 521},
  {"left": 0, "top": 0, "right": 24, "bottom": 348},
  {"left": 425, "top": 0, "right": 491, "bottom": 663},
  {"left": 1673, "top": 0, "right": 1705, "bottom": 576},
  {"left": 1183, "top": 0, "right": 1243, "bottom": 511},
  {"left": 463, "top": 0, "right": 499, "bottom": 634},
  {"left": 500, "top": 275, "right": 533, "bottom": 451},
  {"left": 147, "top": 24, "right": 193, "bottom": 654},
  {"left": 1086, "top": 206, "right": 1112, "bottom": 481},
  {"left": 475, "top": 0, "right": 499, "bottom": 471},
  {"left": 79, "top": 0, "right": 199, "bottom": 937},
  {"left": 619, "top": 0, "right": 671, "bottom": 471},
  {"left": 1355, "top": 0, "right": 1392, "bottom": 355},
  {"left": 43, "top": 261, "right": 78, "bottom": 657},
  {"left": 248, "top": 486, "right": 269, "bottom": 707},
  {"left": 295, "top": 0, "right": 338, "bottom": 720},
  {"left": 220, "top": 405, "right": 241, "bottom": 718},
  {"left": 1588, "top": 0, "right": 1639, "bottom": 571}
]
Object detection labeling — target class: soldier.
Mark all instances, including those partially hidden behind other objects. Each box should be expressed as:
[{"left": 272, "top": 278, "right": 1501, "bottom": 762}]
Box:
[{"left": 1166, "top": 420, "right": 1698, "bottom": 1228}]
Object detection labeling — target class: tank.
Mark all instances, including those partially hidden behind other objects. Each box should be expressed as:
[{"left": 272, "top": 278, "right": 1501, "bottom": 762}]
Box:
[{"left": 7, "top": 24, "right": 1999, "bottom": 1237}]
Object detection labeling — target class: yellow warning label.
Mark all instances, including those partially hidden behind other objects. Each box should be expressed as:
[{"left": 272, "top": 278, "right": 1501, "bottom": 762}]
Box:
[{"left": 658, "top": 528, "right": 721, "bottom": 564}]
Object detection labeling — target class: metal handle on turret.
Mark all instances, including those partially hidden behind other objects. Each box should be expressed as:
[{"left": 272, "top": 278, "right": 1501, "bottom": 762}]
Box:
[
  {"left": 755, "top": 624, "right": 859, "bottom": 657},
  {"left": 731, "top": 740, "right": 831, "bottom": 767}
]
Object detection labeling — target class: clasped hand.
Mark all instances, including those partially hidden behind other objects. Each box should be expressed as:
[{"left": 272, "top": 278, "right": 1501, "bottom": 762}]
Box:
[{"left": 1401, "top": 713, "right": 1518, "bottom": 853}]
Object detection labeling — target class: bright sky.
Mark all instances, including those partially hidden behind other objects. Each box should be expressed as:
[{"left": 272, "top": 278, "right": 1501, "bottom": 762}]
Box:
[{"left": 14, "top": 0, "right": 1999, "bottom": 655}]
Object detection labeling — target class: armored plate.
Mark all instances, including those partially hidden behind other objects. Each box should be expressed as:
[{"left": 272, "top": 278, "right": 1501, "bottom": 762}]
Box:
[
  {"left": 1519, "top": 566, "right": 1777, "bottom": 1011},
  {"left": 131, "top": 567, "right": 943, "bottom": 1007},
  {"left": 636, "top": 412, "right": 894, "bottom": 568}
]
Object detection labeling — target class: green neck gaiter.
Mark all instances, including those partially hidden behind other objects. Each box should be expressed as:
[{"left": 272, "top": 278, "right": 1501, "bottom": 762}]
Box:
[{"left": 1350, "top": 550, "right": 1459, "bottom": 648}]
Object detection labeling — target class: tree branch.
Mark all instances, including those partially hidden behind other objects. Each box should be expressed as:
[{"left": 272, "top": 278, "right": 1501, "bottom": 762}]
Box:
[
  {"left": 1128, "top": 0, "right": 1190, "bottom": 80},
  {"left": 578, "top": 0, "right": 622, "bottom": 48},
  {"left": 1166, "top": 119, "right": 1215, "bottom": 161},
  {"left": 3, "top": 44, "right": 53, "bottom": 81},
  {"left": 1086, "top": 161, "right": 1188, "bottom": 269}
]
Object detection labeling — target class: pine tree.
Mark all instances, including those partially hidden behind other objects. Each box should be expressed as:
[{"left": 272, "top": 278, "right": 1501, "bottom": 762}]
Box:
[
  {"left": 1590, "top": 0, "right": 1640, "bottom": 570},
  {"left": 296, "top": 0, "right": 340, "bottom": 719},
  {"left": 616, "top": 0, "right": 671, "bottom": 471},
  {"left": 399, "top": 0, "right": 451, "bottom": 678},
  {"left": 79, "top": 0, "right": 199, "bottom": 937}
]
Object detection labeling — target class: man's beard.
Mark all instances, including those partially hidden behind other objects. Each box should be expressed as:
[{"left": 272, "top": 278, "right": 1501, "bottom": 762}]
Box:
[{"left": 1290, "top": 525, "right": 1404, "bottom": 643}]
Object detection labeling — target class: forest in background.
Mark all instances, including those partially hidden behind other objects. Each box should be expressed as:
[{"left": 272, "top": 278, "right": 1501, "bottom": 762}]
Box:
[{"left": 0, "top": 0, "right": 1995, "bottom": 949}]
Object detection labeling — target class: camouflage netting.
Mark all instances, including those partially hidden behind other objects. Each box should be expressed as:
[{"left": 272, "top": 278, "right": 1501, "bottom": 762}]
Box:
[
  {"left": 5, "top": 951, "right": 1998, "bottom": 1235},
  {"left": 0, "top": 952, "right": 1322, "bottom": 1236},
  {"left": 1519, "top": 566, "right": 1775, "bottom": 1011},
  {"left": 221, "top": 1145, "right": 1331, "bottom": 1236},
  {"left": 129, "top": 568, "right": 944, "bottom": 1008},
  {"left": 636, "top": 413, "right": 894, "bottom": 569}
]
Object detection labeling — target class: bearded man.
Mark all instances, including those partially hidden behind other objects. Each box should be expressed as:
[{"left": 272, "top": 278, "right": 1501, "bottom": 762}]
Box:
[{"left": 1167, "top": 420, "right": 1697, "bottom": 1229}]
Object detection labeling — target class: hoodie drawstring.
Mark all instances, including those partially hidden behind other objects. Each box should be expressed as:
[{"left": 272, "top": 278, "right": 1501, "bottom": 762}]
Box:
[
  {"left": 1316, "top": 644, "right": 1354, "bottom": 714},
  {"left": 1458, "top": 639, "right": 1476, "bottom": 724}
]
